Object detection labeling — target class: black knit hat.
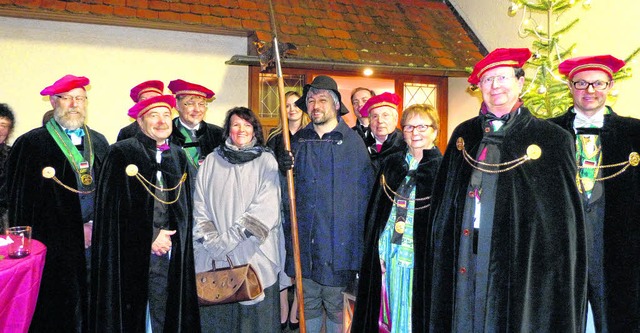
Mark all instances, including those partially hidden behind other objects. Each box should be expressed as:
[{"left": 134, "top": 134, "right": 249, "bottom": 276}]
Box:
[{"left": 295, "top": 75, "right": 349, "bottom": 115}]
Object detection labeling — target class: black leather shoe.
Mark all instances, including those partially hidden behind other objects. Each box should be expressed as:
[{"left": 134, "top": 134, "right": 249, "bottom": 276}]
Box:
[
  {"left": 281, "top": 321, "right": 288, "bottom": 331},
  {"left": 289, "top": 320, "right": 299, "bottom": 331}
]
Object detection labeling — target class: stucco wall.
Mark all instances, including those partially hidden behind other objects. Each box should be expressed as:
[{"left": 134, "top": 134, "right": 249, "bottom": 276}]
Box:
[
  {"left": 0, "top": 17, "right": 249, "bottom": 144},
  {"left": 447, "top": 0, "right": 640, "bottom": 139}
]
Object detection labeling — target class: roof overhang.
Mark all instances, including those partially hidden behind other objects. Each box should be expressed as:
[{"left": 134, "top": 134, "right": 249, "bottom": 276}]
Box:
[{"left": 226, "top": 55, "right": 470, "bottom": 77}]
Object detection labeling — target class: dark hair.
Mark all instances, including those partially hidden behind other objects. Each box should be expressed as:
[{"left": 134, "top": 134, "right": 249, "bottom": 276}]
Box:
[
  {"left": 514, "top": 67, "right": 525, "bottom": 79},
  {"left": 0, "top": 104, "right": 15, "bottom": 130},
  {"left": 222, "top": 106, "right": 265, "bottom": 146},
  {"left": 350, "top": 87, "right": 376, "bottom": 104}
]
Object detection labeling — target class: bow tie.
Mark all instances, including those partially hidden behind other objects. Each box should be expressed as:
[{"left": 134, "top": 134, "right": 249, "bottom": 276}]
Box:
[
  {"left": 483, "top": 112, "right": 510, "bottom": 123},
  {"left": 65, "top": 128, "right": 85, "bottom": 138},
  {"left": 157, "top": 143, "right": 170, "bottom": 151},
  {"left": 574, "top": 113, "right": 604, "bottom": 129}
]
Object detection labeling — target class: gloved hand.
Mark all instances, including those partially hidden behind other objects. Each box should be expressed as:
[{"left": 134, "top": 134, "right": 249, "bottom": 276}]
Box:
[{"left": 278, "top": 149, "right": 294, "bottom": 172}]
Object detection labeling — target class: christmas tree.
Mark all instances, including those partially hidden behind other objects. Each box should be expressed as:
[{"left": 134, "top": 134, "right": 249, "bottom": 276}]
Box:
[{"left": 506, "top": 0, "right": 638, "bottom": 118}]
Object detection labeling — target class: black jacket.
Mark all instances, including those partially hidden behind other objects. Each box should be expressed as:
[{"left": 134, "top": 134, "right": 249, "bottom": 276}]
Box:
[
  {"left": 90, "top": 132, "right": 200, "bottom": 332},
  {"left": 427, "top": 107, "right": 586, "bottom": 332},
  {"left": 352, "top": 147, "right": 442, "bottom": 333},
  {"left": 550, "top": 107, "right": 640, "bottom": 332}
]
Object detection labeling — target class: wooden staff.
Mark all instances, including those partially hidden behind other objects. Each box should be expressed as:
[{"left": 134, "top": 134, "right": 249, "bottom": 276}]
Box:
[{"left": 267, "top": 0, "right": 306, "bottom": 331}]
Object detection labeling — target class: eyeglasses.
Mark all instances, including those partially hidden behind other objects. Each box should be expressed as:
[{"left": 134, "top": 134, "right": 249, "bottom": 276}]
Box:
[
  {"left": 478, "top": 75, "right": 515, "bottom": 87},
  {"left": 572, "top": 80, "right": 610, "bottom": 91},
  {"left": 183, "top": 102, "right": 207, "bottom": 109},
  {"left": 56, "top": 95, "right": 87, "bottom": 103},
  {"left": 403, "top": 124, "right": 434, "bottom": 132}
]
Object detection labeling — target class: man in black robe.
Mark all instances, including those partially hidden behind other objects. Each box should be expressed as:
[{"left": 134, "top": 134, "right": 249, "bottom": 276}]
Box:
[
  {"left": 90, "top": 95, "right": 200, "bottom": 332},
  {"left": 116, "top": 80, "right": 164, "bottom": 142},
  {"left": 1, "top": 74, "right": 109, "bottom": 332},
  {"left": 425, "top": 48, "right": 587, "bottom": 332},
  {"left": 167, "top": 79, "right": 223, "bottom": 173},
  {"left": 550, "top": 55, "right": 640, "bottom": 332},
  {"left": 358, "top": 92, "right": 406, "bottom": 173}
]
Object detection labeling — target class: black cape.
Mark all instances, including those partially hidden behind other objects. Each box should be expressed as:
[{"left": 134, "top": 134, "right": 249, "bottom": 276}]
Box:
[
  {"left": 1, "top": 125, "right": 109, "bottom": 332},
  {"left": 550, "top": 108, "right": 640, "bottom": 331},
  {"left": 427, "top": 107, "right": 587, "bottom": 332},
  {"left": 90, "top": 132, "right": 200, "bottom": 332},
  {"left": 169, "top": 118, "right": 223, "bottom": 158},
  {"left": 364, "top": 128, "right": 407, "bottom": 174},
  {"left": 116, "top": 121, "right": 139, "bottom": 142},
  {"left": 352, "top": 147, "right": 442, "bottom": 333}
]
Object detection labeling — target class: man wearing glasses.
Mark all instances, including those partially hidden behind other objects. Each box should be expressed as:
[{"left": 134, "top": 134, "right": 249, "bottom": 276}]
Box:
[
  {"left": 550, "top": 55, "right": 640, "bottom": 332},
  {"left": 425, "top": 48, "right": 586, "bottom": 331},
  {"left": 168, "top": 79, "right": 223, "bottom": 175},
  {"left": 1, "top": 74, "right": 109, "bottom": 332}
]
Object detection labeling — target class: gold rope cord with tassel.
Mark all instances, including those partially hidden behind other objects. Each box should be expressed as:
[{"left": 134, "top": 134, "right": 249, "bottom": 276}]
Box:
[
  {"left": 456, "top": 137, "right": 541, "bottom": 174},
  {"left": 42, "top": 166, "right": 94, "bottom": 194},
  {"left": 125, "top": 164, "right": 187, "bottom": 205},
  {"left": 576, "top": 151, "right": 639, "bottom": 183},
  {"left": 380, "top": 174, "right": 431, "bottom": 210}
]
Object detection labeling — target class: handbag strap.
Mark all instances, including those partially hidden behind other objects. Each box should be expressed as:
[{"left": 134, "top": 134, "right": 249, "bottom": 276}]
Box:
[{"left": 211, "top": 256, "right": 235, "bottom": 270}]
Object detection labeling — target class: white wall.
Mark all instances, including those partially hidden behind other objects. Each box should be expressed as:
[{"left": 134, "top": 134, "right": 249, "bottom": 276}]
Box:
[
  {"left": 0, "top": 17, "right": 249, "bottom": 144},
  {"left": 447, "top": 0, "right": 640, "bottom": 138}
]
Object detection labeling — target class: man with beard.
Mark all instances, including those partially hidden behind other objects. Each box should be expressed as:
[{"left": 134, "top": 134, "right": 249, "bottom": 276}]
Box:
[
  {"left": 282, "top": 75, "right": 374, "bottom": 332},
  {"left": 90, "top": 95, "right": 200, "bottom": 332},
  {"left": 116, "top": 80, "right": 165, "bottom": 141},
  {"left": 550, "top": 55, "right": 640, "bottom": 332},
  {"left": 168, "top": 79, "right": 223, "bottom": 174},
  {"left": 425, "top": 49, "right": 586, "bottom": 331},
  {"left": 1, "top": 74, "right": 109, "bottom": 332}
]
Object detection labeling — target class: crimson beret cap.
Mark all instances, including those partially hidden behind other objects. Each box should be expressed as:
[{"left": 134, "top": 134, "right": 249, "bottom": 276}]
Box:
[
  {"left": 558, "top": 55, "right": 625, "bottom": 80},
  {"left": 359, "top": 92, "right": 400, "bottom": 117},
  {"left": 128, "top": 95, "right": 176, "bottom": 119},
  {"left": 167, "top": 79, "right": 214, "bottom": 99},
  {"left": 40, "top": 75, "right": 90, "bottom": 96},
  {"left": 468, "top": 48, "right": 531, "bottom": 85},
  {"left": 130, "top": 80, "right": 164, "bottom": 102}
]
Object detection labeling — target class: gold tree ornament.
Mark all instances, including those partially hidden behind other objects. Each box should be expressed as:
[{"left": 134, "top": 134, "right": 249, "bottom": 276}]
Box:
[
  {"left": 537, "top": 86, "right": 547, "bottom": 94},
  {"left": 508, "top": 2, "right": 519, "bottom": 17}
]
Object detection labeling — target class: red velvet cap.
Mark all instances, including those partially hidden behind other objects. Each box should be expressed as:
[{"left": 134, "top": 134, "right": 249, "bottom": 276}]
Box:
[
  {"left": 558, "top": 55, "right": 625, "bottom": 80},
  {"left": 167, "top": 79, "right": 214, "bottom": 99},
  {"left": 468, "top": 48, "right": 531, "bottom": 85},
  {"left": 130, "top": 80, "right": 164, "bottom": 102},
  {"left": 128, "top": 95, "right": 176, "bottom": 119},
  {"left": 40, "top": 75, "right": 90, "bottom": 96},
  {"left": 359, "top": 92, "right": 400, "bottom": 117}
]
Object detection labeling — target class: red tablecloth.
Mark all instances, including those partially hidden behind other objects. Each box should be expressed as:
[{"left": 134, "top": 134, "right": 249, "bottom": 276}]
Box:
[{"left": 0, "top": 239, "right": 46, "bottom": 333}]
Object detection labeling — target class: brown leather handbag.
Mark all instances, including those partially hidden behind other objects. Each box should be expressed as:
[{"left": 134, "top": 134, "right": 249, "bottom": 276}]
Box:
[{"left": 196, "top": 256, "right": 263, "bottom": 305}]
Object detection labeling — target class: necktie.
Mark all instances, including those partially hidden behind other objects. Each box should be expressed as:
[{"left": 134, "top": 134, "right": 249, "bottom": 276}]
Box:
[{"left": 376, "top": 143, "right": 382, "bottom": 153}]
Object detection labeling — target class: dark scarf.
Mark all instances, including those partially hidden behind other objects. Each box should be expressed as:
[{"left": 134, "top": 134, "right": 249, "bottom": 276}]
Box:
[{"left": 217, "top": 137, "right": 265, "bottom": 164}]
